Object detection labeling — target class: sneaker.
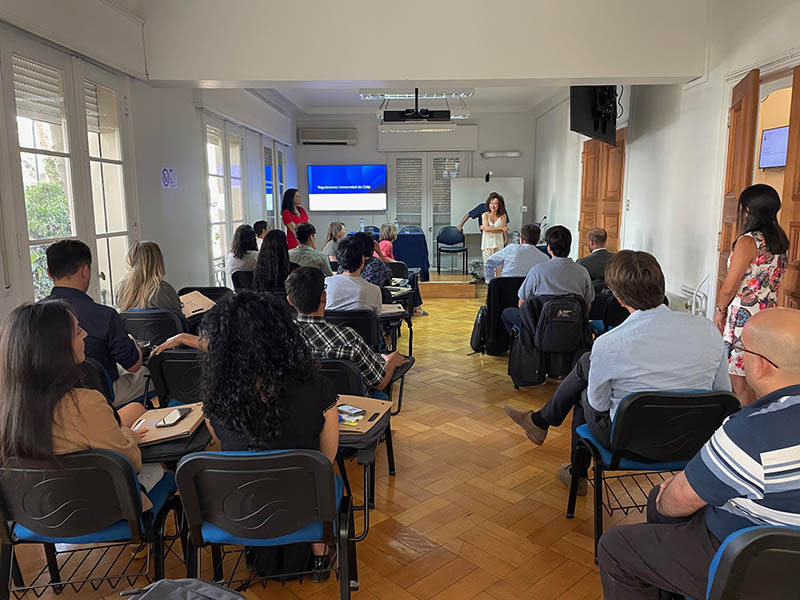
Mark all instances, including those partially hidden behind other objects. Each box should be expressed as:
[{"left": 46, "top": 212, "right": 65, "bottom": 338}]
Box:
[
  {"left": 558, "top": 463, "right": 587, "bottom": 496},
  {"left": 503, "top": 405, "right": 548, "bottom": 445},
  {"left": 413, "top": 307, "right": 429, "bottom": 316}
]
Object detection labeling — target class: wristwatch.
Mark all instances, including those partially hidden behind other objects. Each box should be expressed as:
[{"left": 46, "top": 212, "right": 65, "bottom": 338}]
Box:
[{"left": 715, "top": 305, "right": 724, "bottom": 313}]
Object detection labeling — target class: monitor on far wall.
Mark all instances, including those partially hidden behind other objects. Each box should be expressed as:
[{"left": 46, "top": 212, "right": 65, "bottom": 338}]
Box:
[
  {"left": 307, "top": 164, "right": 387, "bottom": 211},
  {"left": 758, "top": 125, "right": 789, "bottom": 169}
]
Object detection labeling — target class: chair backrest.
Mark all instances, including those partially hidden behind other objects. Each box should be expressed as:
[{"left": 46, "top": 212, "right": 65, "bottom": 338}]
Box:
[
  {"left": 231, "top": 270, "right": 254, "bottom": 290},
  {"left": 175, "top": 450, "right": 336, "bottom": 546},
  {"left": 610, "top": 391, "right": 740, "bottom": 465},
  {"left": 437, "top": 226, "right": 465, "bottom": 246},
  {"left": 484, "top": 276, "right": 526, "bottom": 355},
  {"left": 148, "top": 349, "right": 203, "bottom": 405},
  {"left": 177, "top": 286, "right": 233, "bottom": 303},
  {"left": 81, "top": 357, "right": 114, "bottom": 403},
  {"left": 388, "top": 261, "right": 409, "bottom": 279},
  {"left": 364, "top": 225, "right": 380, "bottom": 235},
  {"left": 324, "top": 309, "right": 381, "bottom": 350},
  {"left": 707, "top": 526, "right": 800, "bottom": 600},
  {"left": 0, "top": 450, "right": 143, "bottom": 544},
  {"left": 329, "top": 260, "right": 339, "bottom": 272},
  {"left": 602, "top": 296, "right": 630, "bottom": 329},
  {"left": 400, "top": 226, "right": 423, "bottom": 234},
  {"left": 120, "top": 309, "right": 185, "bottom": 348},
  {"left": 318, "top": 358, "right": 363, "bottom": 396}
]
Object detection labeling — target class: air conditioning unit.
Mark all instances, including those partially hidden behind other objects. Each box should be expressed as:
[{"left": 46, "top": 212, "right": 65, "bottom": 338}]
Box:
[{"left": 297, "top": 128, "right": 357, "bottom": 146}]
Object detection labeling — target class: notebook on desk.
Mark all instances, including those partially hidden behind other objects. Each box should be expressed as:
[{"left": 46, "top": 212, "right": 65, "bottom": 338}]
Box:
[
  {"left": 134, "top": 402, "right": 205, "bottom": 446},
  {"left": 337, "top": 395, "right": 392, "bottom": 435},
  {"left": 390, "top": 278, "right": 409, "bottom": 288},
  {"left": 381, "top": 303, "right": 406, "bottom": 316},
  {"left": 180, "top": 291, "right": 215, "bottom": 319}
]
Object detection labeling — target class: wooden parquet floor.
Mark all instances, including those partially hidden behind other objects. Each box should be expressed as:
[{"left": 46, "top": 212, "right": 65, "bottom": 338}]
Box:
[{"left": 19, "top": 293, "right": 646, "bottom": 599}]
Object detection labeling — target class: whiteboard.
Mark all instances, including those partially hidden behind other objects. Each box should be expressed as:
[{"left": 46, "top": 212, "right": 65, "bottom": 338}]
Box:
[{"left": 450, "top": 177, "right": 524, "bottom": 234}]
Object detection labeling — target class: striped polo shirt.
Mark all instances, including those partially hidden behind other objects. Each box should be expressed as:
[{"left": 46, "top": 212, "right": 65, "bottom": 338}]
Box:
[{"left": 684, "top": 384, "right": 800, "bottom": 541}]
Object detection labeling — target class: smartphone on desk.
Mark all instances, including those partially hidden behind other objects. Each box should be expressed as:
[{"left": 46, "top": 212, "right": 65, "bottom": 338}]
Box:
[
  {"left": 338, "top": 404, "right": 367, "bottom": 417},
  {"left": 155, "top": 406, "right": 192, "bottom": 428}
]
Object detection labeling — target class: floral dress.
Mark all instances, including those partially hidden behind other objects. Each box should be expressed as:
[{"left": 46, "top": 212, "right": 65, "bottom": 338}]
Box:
[{"left": 723, "top": 231, "right": 787, "bottom": 375}]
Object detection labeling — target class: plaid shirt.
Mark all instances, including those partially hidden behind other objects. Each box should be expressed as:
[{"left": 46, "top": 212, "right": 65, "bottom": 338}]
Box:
[{"left": 297, "top": 315, "right": 386, "bottom": 389}]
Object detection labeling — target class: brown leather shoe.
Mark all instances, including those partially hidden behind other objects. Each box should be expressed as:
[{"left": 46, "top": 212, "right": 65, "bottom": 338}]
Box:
[
  {"left": 558, "top": 463, "right": 587, "bottom": 496},
  {"left": 504, "top": 405, "right": 548, "bottom": 445}
]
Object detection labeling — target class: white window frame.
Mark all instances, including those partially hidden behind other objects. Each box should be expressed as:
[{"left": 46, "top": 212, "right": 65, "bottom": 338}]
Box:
[{"left": 0, "top": 27, "right": 138, "bottom": 303}]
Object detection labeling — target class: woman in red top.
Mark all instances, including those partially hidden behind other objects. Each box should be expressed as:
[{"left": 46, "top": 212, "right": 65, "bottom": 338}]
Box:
[{"left": 281, "top": 188, "right": 309, "bottom": 250}]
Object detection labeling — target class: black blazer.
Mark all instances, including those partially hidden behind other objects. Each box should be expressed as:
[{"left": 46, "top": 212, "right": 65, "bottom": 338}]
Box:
[{"left": 577, "top": 249, "right": 614, "bottom": 283}]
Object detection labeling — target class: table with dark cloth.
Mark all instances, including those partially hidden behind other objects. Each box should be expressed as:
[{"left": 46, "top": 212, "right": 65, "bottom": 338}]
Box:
[{"left": 393, "top": 232, "right": 430, "bottom": 281}]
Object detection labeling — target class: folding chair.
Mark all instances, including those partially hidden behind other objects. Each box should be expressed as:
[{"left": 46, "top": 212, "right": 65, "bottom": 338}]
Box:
[
  {"left": 175, "top": 451, "right": 355, "bottom": 597},
  {"left": 704, "top": 526, "right": 800, "bottom": 600},
  {"left": 436, "top": 226, "right": 467, "bottom": 275},
  {"left": 0, "top": 450, "right": 179, "bottom": 598},
  {"left": 148, "top": 349, "right": 203, "bottom": 406},
  {"left": 319, "top": 358, "right": 396, "bottom": 506},
  {"left": 568, "top": 390, "right": 740, "bottom": 561},
  {"left": 230, "top": 271, "right": 254, "bottom": 291},
  {"left": 324, "top": 310, "right": 408, "bottom": 414}
]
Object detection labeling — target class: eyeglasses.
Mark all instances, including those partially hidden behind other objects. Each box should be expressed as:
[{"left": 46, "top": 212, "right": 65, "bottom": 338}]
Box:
[{"left": 732, "top": 341, "right": 779, "bottom": 369}]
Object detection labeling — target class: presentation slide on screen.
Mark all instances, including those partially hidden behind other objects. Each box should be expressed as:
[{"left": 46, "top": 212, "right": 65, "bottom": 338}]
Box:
[
  {"left": 759, "top": 126, "right": 788, "bottom": 168},
  {"left": 308, "top": 164, "right": 387, "bottom": 211}
]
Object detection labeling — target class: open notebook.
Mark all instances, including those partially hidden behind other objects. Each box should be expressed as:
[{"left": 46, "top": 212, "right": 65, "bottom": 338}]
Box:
[{"left": 134, "top": 402, "right": 205, "bottom": 446}]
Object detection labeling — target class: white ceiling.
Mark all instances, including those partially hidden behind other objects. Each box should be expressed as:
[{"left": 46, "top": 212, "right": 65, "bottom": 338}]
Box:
[{"left": 258, "top": 84, "right": 567, "bottom": 117}]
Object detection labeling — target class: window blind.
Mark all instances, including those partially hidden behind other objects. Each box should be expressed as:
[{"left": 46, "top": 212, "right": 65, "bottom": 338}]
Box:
[
  {"left": 11, "top": 55, "right": 64, "bottom": 126},
  {"left": 394, "top": 156, "right": 423, "bottom": 228}
]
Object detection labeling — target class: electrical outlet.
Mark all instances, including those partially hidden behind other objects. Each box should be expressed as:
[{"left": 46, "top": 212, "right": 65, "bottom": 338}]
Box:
[{"left": 521, "top": 206, "right": 528, "bottom": 212}]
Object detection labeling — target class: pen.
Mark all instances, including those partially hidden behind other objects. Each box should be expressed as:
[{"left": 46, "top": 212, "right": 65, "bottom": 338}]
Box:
[{"left": 132, "top": 419, "right": 145, "bottom": 431}]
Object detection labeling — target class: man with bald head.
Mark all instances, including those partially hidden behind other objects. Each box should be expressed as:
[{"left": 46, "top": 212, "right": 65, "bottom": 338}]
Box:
[{"left": 598, "top": 307, "right": 800, "bottom": 599}]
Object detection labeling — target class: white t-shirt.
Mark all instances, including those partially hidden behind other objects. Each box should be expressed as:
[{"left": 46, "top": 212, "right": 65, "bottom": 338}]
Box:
[
  {"left": 324, "top": 274, "right": 382, "bottom": 315},
  {"left": 225, "top": 251, "right": 258, "bottom": 285}
]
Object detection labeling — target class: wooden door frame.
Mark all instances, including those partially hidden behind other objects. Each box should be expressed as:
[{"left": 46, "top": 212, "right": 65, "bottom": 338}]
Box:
[{"left": 708, "top": 51, "right": 800, "bottom": 315}]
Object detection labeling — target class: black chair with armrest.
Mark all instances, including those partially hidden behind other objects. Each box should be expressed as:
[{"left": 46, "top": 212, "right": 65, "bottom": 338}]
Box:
[
  {"left": 148, "top": 349, "right": 203, "bottom": 407},
  {"left": 230, "top": 271, "right": 254, "bottom": 291},
  {"left": 436, "top": 226, "right": 467, "bottom": 275},
  {"left": 319, "top": 359, "right": 396, "bottom": 507},
  {"left": 175, "top": 450, "right": 355, "bottom": 597},
  {"left": 568, "top": 390, "right": 740, "bottom": 562},
  {"left": 0, "top": 450, "right": 179, "bottom": 597},
  {"left": 387, "top": 261, "right": 409, "bottom": 280}
]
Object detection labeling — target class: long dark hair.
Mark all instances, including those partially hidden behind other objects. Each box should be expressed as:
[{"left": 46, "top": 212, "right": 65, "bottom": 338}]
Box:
[
  {"left": 231, "top": 224, "right": 258, "bottom": 259},
  {"left": 736, "top": 184, "right": 789, "bottom": 255},
  {"left": 200, "top": 291, "right": 313, "bottom": 446},
  {"left": 281, "top": 188, "right": 300, "bottom": 214},
  {"left": 0, "top": 301, "right": 83, "bottom": 464},
  {"left": 254, "top": 229, "right": 293, "bottom": 292},
  {"left": 485, "top": 192, "right": 507, "bottom": 217}
]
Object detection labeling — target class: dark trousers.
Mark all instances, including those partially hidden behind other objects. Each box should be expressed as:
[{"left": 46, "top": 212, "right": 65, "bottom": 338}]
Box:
[
  {"left": 537, "top": 352, "right": 612, "bottom": 476},
  {"left": 502, "top": 306, "right": 521, "bottom": 334},
  {"left": 598, "top": 486, "right": 720, "bottom": 599}
]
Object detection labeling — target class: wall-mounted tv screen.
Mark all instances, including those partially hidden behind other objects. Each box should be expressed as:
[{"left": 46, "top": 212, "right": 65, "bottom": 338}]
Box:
[
  {"left": 570, "top": 85, "right": 617, "bottom": 145},
  {"left": 307, "top": 164, "right": 387, "bottom": 211},
  {"left": 758, "top": 125, "right": 789, "bottom": 169}
]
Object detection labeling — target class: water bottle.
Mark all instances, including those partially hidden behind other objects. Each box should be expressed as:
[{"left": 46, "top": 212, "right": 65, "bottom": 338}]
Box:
[
  {"left": 513, "top": 230, "right": 520, "bottom": 244},
  {"left": 360, "top": 218, "right": 365, "bottom": 232},
  {"left": 394, "top": 216, "right": 399, "bottom": 229}
]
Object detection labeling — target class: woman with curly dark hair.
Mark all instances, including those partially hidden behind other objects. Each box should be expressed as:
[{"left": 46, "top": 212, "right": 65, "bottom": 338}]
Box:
[
  {"left": 197, "top": 291, "right": 339, "bottom": 576},
  {"left": 253, "top": 229, "right": 299, "bottom": 294}
]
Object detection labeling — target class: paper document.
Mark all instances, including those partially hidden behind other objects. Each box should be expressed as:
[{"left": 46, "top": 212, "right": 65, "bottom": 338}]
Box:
[{"left": 180, "top": 291, "right": 215, "bottom": 319}]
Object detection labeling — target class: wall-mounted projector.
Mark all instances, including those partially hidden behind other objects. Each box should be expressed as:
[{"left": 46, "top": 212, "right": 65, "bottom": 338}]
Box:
[{"left": 383, "top": 88, "right": 451, "bottom": 123}]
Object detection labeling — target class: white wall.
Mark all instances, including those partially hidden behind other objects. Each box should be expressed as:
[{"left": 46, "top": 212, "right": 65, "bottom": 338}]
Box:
[
  {"left": 130, "top": 82, "right": 209, "bottom": 290},
  {"left": 137, "top": 0, "right": 708, "bottom": 84},
  {"left": 0, "top": 0, "right": 147, "bottom": 77},
  {"left": 295, "top": 113, "right": 536, "bottom": 241},
  {"left": 623, "top": 0, "right": 800, "bottom": 302},
  {"left": 532, "top": 99, "right": 584, "bottom": 257}
]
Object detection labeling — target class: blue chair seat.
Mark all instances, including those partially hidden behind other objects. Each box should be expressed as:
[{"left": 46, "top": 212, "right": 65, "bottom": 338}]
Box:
[
  {"left": 575, "top": 424, "right": 689, "bottom": 472},
  {"left": 14, "top": 472, "right": 175, "bottom": 545},
  {"left": 200, "top": 475, "right": 344, "bottom": 547},
  {"left": 589, "top": 320, "right": 604, "bottom": 335}
]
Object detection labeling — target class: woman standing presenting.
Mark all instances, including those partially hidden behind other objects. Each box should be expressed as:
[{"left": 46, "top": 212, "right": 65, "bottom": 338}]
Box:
[
  {"left": 481, "top": 192, "right": 508, "bottom": 278},
  {"left": 281, "top": 188, "right": 309, "bottom": 250},
  {"left": 714, "top": 184, "right": 788, "bottom": 405}
]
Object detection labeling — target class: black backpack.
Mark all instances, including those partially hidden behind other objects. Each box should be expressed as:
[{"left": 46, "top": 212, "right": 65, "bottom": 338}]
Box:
[
  {"left": 508, "top": 327, "right": 546, "bottom": 388},
  {"left": 469, "top": 305, "right": 487, "bottom": 353},
  {"left": 534, "top": 296, "right": 591, "bottom": 354}
]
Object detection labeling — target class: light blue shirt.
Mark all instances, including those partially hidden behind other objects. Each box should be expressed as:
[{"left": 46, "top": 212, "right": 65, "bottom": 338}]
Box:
[
  {"left": 484, "top": 243, "right": 549, "bottom": 282},
  {"left": 518, "top": 257, "right": 594, "bottom": 306},
  {"left": 587, "top": 304, "right": 731, "bottom": 419}
]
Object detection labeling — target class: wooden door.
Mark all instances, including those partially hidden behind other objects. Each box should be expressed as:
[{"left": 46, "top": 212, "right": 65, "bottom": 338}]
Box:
[
  {"left": 718, "top": 69, "right": 759, "bottom": 294},
  {"left": 578, "top": 128, "right": 626, "bottom": 257},
  {"left": 780, "top": 66, "right": 800, "bottom": 308}
]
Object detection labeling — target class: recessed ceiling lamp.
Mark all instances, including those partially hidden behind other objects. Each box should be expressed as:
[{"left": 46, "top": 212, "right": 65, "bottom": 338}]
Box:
[
  {"left": 378, "top": 123, "right": 457, "bottom": 134},
  {"left": 361, "top": 88, "right": 474, "bottom": 101},
  {"left": 480, "top": 151, "right": 522, "bottom": 158}
]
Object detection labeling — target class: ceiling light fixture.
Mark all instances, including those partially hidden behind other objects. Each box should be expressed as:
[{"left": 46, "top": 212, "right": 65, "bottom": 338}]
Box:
[
  {"left": 378, "top": 123, "right": 457, "bottom": 134},
  {"left": 361, "top": 88, "right": 474, "bottom": 101},
  {"left": 480, "top": 151, "right": 522, "bottom": 158}
]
